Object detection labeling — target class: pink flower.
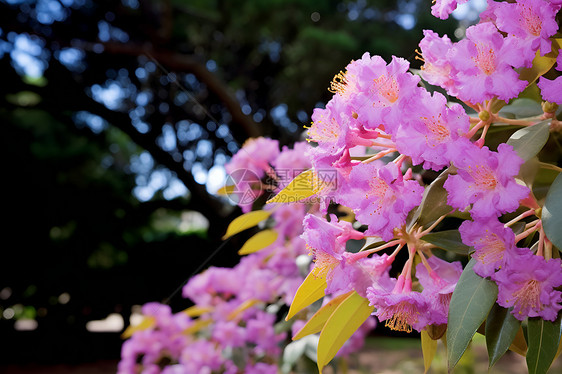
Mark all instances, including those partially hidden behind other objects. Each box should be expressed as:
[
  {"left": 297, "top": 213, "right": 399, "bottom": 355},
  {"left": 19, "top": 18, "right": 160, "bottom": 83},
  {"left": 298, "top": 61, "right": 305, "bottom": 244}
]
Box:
[
  {"left": 449, "top": 22, "right": 527, "bottom": 103},
  {"left": 367, "top": 273, "right": 430, "bottom": 332},
  {"left": 494, "top": 0, "right": 560, "bottom": 67},
  {"left": 395, "top": 91, "right": 470, "bottom": 171},
  {"left": 341, "top": 53, "right": 422, "bottom": 135},
  {"left": 418, "top": 30, "right": 458, "bottom": 96},
  {"left": 459, "top": 218, "right": 526, "bottom": 277},
  {"left": 431, "top": 0, "right": 470, "bottom": 19},
  {"left": 416, "top": 256, "right": 463, "bottom": 325},
  {"left": 338, "top": 162, "right": 423, "bottom": 240},
  {"left": 444, "top": 143, "right": 529, "bottom": 219},
  {"left": 494, "top": 252, "right": 562, "bottom": 321}
]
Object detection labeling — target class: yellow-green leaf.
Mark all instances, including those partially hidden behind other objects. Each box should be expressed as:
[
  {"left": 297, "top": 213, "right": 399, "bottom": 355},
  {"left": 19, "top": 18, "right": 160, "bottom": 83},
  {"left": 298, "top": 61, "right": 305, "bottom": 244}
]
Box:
[
  {"left": 121, "top": 316, "right": 156, "bottom": 339},
  {"left": 183, "top": 318, "right": 212, "bottom": 335},
  {"left": 215, "top": 184, "right": 235, "bottom": 195},
  {"left": 317, "top": 291, "right": 374, "bottom": 373},
  {"left": 183, "top": 305, "right": 213, "bottom": 317},
  {"left": 518, "top": 40, "right": 560, "bottom": 85},
  {"left": 266, "top": 169, "right": 319, "bottom": 204},
  {"left": 421, "top": 330, "right": 438, "bottom": 374},
  {"left": 238, "top": 229, "right": 278, "bottom": 255},
  {"left": 227, "top": 299, "right": 261, "bottom": 321},
  {"left": 292, "top": 291, "right": 353, "bottom": 341},
  {"left": 286, "top": 267, "right": 327, "bottom": 321},
  {"left": 222, "top": 210, "right": 272, "bottom": 239}
]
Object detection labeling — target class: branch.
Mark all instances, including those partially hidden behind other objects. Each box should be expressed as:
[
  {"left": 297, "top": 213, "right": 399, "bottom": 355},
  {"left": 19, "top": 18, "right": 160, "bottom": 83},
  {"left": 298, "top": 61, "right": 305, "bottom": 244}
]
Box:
[{"left": 100, "top": 42, "right": 262, "bottom": 141}]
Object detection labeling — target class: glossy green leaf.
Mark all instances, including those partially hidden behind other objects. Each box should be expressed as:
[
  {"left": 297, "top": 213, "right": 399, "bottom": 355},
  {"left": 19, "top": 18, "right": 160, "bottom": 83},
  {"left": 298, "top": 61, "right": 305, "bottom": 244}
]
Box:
[
  {"left": 317, "top": 291, "right": 373, "bottom": 373},
  {"left": 506, "top": 120, "right": 551, "bottom": 161},
  {"left": 409, "top": 167, "right": 454, "bottom": 229},
  {"left": 485, "top": 304, "right": 521, "bottom": 368},
  {"left": 421, "top": 230, "right": 471, "bottom": 255},
  {"left": 222, "top": 210, "right": 272, "bottom": 239},
  {"left": 498, "top": 98, "right": 543, "bottom": 119},
  {"left": 447, "top": 259, "right": 498, "bottom": 371},
  {"left": 543, "top": 172, "right": 562, "bottom": 250},
  {"left": 421, "top": 330, "right": 437, "bottom": 374},
  {"left": 526, "top": 316, "right": 562, "bottom": 374}
]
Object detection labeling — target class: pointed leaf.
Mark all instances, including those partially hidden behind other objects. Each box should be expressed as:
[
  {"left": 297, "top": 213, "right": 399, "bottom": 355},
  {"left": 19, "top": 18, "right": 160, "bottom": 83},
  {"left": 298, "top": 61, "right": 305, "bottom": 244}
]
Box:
[
  {"left": 183, "top": 305, "right": 213, "bottom": 317},
  {"left": 518, "top": 43, "right": 559, "bottom": 85},
  {"left": 447, "top": 258, "right": 498, "bottom": 371},
  {"left": 238, "top": 229, "right": 278, "bottom": 255},
  {"left": 408, "top": 167, "right": 454, "bottom": 229},
  {"left": 526, "top": 316, "right": 562, "bottom": 374},
  {"left": 542, "top": 172, "right": 562, "bottom": 250},
  {"left": 317, "top": 291, "right": 374, "bottom": 373},
  {"left": 421, "top": 230, "right": 471, "bottom": 255},
  {"left": 121, "top": 316, "right": 156, "bottom": 339},
  {"left": 499, "top": 98, "right": 543, "bottom": 119},
  {"left": 421, "top": 330, "right": 438, "bottom": 374},
  {"left": 222, "top": 210, "right": 272, "bottom": 239},
  {"left": 506, "top": 120, "right": 551, "bottom": 161},
  {"left": 266, "top": 169, "right": 317, "bottom": 204},
  {"left": 215, "top": 184, "right": 235, "bottom": 196},
  {"left": 485, "top": 304, "right": 521, "bottom": 368},
  {"left": 286, "top": 267, "right": 327, "bottom": 321},
  {"left": 292, "top": 291, "right": 353, "bottom": 341},
  {"left": 183, "top": 318, "right": 212, "bottom": 335},
  {"left": 509, "top": 327, "right": 528, "bottom": 356}
]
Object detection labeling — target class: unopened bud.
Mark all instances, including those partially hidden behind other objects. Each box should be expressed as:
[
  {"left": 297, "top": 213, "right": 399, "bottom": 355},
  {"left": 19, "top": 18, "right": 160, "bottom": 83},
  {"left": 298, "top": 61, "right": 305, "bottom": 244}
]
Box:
[
  {"left": 352, "top": 112, "right": 358, "bottom": 119},
  {"left": 478, "top": 110, "right": 490, "bottom": 122},
  {"left": 542, "top": 101, "right": 559, "bottom": 114}
]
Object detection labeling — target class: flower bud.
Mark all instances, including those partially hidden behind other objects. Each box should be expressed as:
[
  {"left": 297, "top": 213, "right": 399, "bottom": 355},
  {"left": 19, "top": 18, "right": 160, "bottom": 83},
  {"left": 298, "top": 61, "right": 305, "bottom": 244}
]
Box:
[
  {"left": 542, "top": 101, "right": 559, "bottom": 114},
  {"left": 478, "top": 110, "right": 490, "bottom": 122}
]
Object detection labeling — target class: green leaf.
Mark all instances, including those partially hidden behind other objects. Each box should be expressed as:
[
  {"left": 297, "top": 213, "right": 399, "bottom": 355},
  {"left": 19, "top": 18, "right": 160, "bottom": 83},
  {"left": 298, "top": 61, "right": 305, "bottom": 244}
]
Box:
[
  {"left": 543, "top": 172, "right": 562, "bottom": 250},
  {"left": 222, "top": 210, "right": 272, "bottom": 239},
  {"left": 238, "top": 229, "right": 278, "bottom": 255},
  {"left": 421, "top": 230, "right": 471, "bottom": 255},
  {"left": 447, "top": 258, "right": 498, "bottom": 371},
  {"left": 421, "top": 330, "right": 438, "bottom": 374},
  {"left": 485, "top": 304, "right": 521, "bottom": 368},
  {"left": 499, "top": 98, "right": 543, "bottom": 119},
  {"left": 317, "top": 291, "right": 374, "bottom": 373},
  {"left": 506, "top": 120, "right": 551, "bottom": 161},
  {"left": 526, "top": 316, "right": 562, "bottom": 374},
  {"left": 408, "top": 167, "right": 454, "bottom": 229}
]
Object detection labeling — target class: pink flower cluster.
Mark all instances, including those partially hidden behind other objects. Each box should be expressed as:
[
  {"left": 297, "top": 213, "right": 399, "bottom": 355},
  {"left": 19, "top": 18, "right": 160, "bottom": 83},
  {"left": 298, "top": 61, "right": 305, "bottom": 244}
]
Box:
[
  {"left": 120, "top": 143, "right": 377, "bottom": 373},
  {"left": 294, "top": 0, "right": 562, "bottom": 333}
]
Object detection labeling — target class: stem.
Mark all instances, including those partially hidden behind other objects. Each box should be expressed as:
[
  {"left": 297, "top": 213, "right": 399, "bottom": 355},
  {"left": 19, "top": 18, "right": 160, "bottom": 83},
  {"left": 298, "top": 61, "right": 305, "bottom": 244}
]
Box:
[
  {"left": 515, "top": 221, "right": 541, "bottom": 243},
  {"left": 537, "top": 227, "right": 545, "bottom": 257},
  {"left": 504, "top": 209, "right": 537, "bottom": 227},
  {"left": 393, "top": 154, "right": 407, "bottom": 167},
  {"left": 363, "top": 148, "right": 397, "bottom": 164},
  {"left": 492, "top": 115, "right": 536, "bottom": 126},
  {"left": 387, "top": 243, "right": 404, "bottom": 262},
  {"left": 355, "top": 239, "right": 404, "bottom": 259},
  {"left": 370, "top": 140, "right": 396, "bottom": 148},
  {"left": 417, "top": 249, "right": 433, "bottom": 276},
  {"left": 544, "top": 237, "right": 553, "bottom": 261},
  {"left": 476, "top": 123, "right": 490, "bottom": 146},
  {"left": 466, "top": 120, "right": 485, "bottom": 139},
  {"left": 539, "top": 162, "right": 562, "bottom": 173},
  {"left": 418, "top": 212, "right": 450, "bottom": 237}
]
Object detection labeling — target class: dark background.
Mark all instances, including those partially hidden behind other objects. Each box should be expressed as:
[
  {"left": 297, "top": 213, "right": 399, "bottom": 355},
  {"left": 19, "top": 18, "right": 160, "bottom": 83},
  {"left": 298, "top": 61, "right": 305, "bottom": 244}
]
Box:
[{"left": 0, "top": 0, "right": 470, "bottom": 367}]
